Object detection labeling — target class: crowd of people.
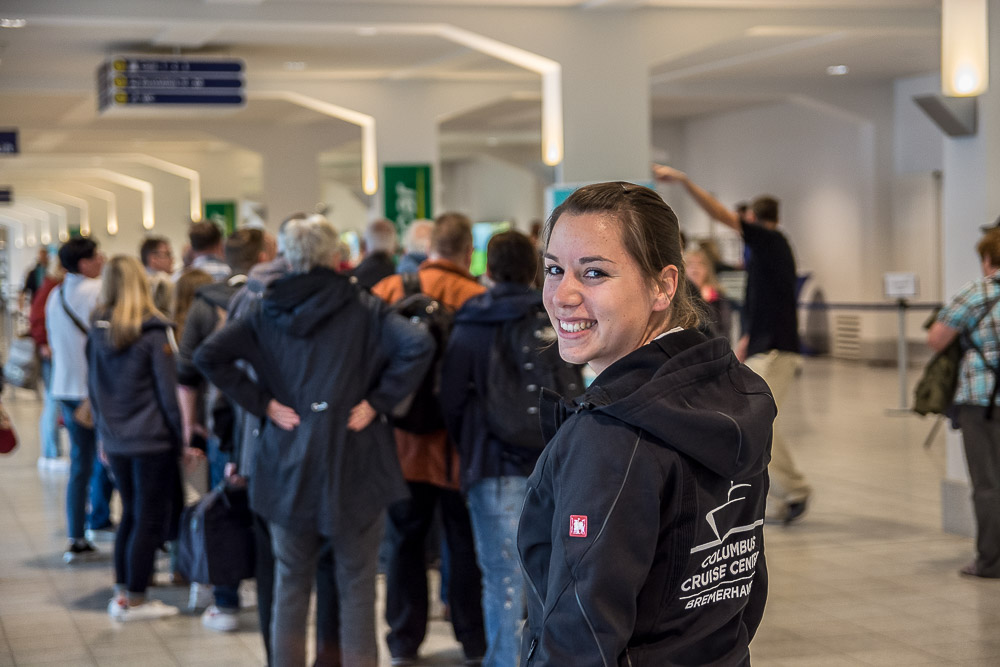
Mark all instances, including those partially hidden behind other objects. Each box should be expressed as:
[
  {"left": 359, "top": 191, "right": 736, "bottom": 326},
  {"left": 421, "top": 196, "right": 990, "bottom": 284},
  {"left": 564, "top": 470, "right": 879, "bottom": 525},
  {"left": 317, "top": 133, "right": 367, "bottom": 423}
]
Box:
[{"left": 18, "top": 177, "right": 791, "bottom": 666}]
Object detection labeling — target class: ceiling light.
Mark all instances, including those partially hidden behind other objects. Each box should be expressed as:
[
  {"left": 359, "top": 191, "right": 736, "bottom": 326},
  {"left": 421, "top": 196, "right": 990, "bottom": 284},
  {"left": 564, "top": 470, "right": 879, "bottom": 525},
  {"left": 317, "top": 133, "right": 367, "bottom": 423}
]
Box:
[
  {"left": 356, "top": 27, "right": 378, "bottom": 37},
  {"left": 942, "top": 0, "right": 988, "bottom": 97},
  {"left": 0, "top": 18, "right": 26, "bottom": 28},
  {"left": 826, "top": 65, "right": 849, "bottom": 76},
  {"left": 284, "top": 61, "right": 306, "bottom": 71}
]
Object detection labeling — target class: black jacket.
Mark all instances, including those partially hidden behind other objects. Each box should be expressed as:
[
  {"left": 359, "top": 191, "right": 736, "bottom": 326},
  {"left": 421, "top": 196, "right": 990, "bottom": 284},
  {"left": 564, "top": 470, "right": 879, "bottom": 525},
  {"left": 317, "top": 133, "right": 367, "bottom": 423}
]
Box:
[
  {"left": 194, "top": 267, "right": 434, "bottom": 537},
  {"left": 176, "top": 276, "right": 247, "bottom": 387},
  {"left": 87, "top": 316, "right": 183, "bottom": 457},
  {"left": 440, "top": 282, "right": 551, "bottom": 489},
  {"left": 518, "top": 330, "right": 774, "bottom": 667},
  {"left": 350, "top": 251, "right": 397, "bottom": 291}
]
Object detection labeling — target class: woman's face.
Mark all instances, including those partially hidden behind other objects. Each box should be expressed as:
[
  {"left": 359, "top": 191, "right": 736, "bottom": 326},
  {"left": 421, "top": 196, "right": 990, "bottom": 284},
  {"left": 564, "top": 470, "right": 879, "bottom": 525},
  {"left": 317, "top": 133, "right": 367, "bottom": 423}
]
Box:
[{"left": 542, "top": 211, "right": 675, "bottom": 375}]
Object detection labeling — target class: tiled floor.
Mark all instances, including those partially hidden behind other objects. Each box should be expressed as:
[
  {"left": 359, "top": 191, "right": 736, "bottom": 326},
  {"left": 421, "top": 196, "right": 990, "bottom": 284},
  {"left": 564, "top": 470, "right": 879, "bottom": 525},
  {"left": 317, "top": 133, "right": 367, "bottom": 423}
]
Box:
[{"left": 1, "top": 357, "right": 998, "bottom": 666}]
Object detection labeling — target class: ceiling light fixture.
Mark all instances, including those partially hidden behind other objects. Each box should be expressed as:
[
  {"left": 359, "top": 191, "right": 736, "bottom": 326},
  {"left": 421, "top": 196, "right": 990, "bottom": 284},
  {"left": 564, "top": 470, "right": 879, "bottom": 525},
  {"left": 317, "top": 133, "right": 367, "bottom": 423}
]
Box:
[
  {"left": 826, "top": 65, "right": 849, "bottom": 76},
  {"left": 942, "top": 0, "right": 989, "bottom": 97},
  {"left": 284, "top": 61, "right": 306, "bottom": 71},
  {"left": 356, "top": 27, "right": 378, "bottom": 37},
  {"left": 0, "top": 18, "right": 27, "bottom": 28}
]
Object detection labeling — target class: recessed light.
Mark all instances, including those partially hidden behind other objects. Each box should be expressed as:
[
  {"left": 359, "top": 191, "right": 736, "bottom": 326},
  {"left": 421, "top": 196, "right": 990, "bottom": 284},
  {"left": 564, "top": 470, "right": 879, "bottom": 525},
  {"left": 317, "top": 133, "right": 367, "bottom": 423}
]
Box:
[
  {"left": 826, "top": 65, "right": 849, "bottom": 76},
  {"left": 0, "top": 18, "right": 26, "bottom": 28},
  {"left": 284, "top": 61, "right": 306, "bottom": 71},
  {"left": 356, "top": 26, "right": 378, "bottom": 37}
]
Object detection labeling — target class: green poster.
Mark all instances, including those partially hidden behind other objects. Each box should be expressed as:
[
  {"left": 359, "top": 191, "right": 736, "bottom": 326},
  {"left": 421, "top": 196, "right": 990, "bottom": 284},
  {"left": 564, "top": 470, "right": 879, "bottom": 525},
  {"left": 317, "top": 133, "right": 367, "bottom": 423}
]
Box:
[
  {"left": 204, "top": 201, "right": 237, "bottom": 237},
  {"left": 384, "top": 165, "right": 432, "bottom": 234}
]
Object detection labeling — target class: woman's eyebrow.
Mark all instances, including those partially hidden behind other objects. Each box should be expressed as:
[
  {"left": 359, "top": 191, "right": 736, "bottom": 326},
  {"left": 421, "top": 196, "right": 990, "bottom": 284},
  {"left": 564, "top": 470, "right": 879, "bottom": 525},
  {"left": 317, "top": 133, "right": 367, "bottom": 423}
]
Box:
[{"left": 578, "top": 255, "right": 615, "bottom": 264}]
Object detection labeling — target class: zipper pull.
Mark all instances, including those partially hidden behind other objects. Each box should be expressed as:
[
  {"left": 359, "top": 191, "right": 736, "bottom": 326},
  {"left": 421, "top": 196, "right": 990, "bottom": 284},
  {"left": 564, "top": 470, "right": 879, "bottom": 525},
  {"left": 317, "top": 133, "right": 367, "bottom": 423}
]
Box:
[{"left": 526, "top": 637, "right": 538, "bottom": 662}]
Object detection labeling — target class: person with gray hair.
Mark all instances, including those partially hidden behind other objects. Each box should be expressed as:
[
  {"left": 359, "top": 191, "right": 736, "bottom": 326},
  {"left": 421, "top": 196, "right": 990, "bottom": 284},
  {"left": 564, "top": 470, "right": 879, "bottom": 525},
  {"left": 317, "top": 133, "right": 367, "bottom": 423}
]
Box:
[
  {"left": 397, "top": 219, "right": 434, "bottom": 274},
  {"left": 195, "top": 214, "right": 434, "bottom": 667},
  {"left": 350, "top": 218, "right": 398, "bottom": 289}
]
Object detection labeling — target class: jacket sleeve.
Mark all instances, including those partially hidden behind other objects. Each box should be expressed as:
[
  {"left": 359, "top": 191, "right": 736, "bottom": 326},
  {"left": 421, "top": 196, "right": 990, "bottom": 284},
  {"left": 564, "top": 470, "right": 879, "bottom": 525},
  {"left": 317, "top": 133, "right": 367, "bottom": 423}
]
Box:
[
  {"left": 534, "top": 422, "right": 668, "bottom": 667},
  {"left": 176, "top": 299, "right": 217, "bottom": 387},
  {"left": 29, "top": 281, "right": 54, "bottom": 347},
  {"left": 364, "top": 304, "right": 434, "bottom": 415},
  {"left": 439, "top": 323, "right": 475, "bottom": 454},
  {"left": 148, "top": 329, "right": 184, "bottom": 452},
  {"left": 193, "top": 318, "right": 272, "bottom": 418}
]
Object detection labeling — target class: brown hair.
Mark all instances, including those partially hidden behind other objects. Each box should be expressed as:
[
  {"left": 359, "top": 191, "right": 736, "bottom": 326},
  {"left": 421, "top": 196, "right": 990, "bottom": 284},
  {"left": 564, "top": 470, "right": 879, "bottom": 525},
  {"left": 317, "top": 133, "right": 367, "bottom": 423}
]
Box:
[
  {"left": 487, "top": 230, "right": 537, "bottom": 285},
  {"left": 978, "top": 227, "right": 1000, "bottom": 267},
  {"left": 172, "top": 269, "right": 213, "bottom": 340},
  {"left": 751, "top": 195, "right": 779, "bottom": 224},
  {"left": 431, "top": 212, "right": 473, "bottom": 260},
  {"left": 544, "top": 182, "right": 702, "bottom": 331}
]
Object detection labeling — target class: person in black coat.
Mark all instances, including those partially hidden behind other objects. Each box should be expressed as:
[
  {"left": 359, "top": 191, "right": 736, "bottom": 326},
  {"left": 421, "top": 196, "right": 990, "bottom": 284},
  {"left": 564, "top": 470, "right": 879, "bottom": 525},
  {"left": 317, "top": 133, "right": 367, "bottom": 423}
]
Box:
[
  {"left": 518, "top": 183, "right": 774, "bottom": 666},
  {"left": 195, "top": 215, "right": 433, "bottom": 667},
  {"left": 88, "top": 256, "right": 186, "bottom": 622}
]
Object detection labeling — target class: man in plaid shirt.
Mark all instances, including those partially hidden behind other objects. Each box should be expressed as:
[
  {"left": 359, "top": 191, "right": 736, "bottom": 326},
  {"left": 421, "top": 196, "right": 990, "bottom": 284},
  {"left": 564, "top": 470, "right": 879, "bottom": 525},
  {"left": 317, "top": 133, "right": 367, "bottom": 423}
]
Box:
[{"left": 929, "top": 227, "right": 1000, "bottom": 578}]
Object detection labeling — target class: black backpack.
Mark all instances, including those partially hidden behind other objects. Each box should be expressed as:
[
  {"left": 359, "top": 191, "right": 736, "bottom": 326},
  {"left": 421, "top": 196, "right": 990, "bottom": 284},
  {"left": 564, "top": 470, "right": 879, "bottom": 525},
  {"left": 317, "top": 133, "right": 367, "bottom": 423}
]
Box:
[
  {"left": 390, "top": 273, "right": 455, "bottom": 434},
  {"left": 485, "top": 307, "right": 584, "bottom": 450}
]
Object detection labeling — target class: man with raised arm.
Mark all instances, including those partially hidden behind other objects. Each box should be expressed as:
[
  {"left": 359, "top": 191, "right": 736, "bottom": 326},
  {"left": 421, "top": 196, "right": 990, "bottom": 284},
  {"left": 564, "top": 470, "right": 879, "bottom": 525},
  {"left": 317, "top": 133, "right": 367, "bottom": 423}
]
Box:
[{"left": 653, "top": 164, "right": 810, "bottom": 524}]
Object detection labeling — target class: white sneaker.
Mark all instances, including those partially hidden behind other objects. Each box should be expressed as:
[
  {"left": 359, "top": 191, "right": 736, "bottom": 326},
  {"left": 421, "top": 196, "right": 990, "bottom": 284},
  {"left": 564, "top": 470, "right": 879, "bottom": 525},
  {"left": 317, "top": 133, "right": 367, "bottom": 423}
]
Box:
[
  {"left": 114, "top": 599, "right": 180, "bottom": 622},
  {"left": 201, "top": 605, "right": 239, "bottom": 632},
  {"left": 107, "top": 596, "right": 128, "bottom": 619},
  {"left": 188, "top": 582, "right": 213, "bottom": 610}
]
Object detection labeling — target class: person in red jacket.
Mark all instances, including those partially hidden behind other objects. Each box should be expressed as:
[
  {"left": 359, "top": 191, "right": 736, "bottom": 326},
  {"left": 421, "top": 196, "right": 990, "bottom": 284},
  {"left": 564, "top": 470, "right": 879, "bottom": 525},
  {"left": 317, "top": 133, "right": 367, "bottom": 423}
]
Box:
[{"left": 28, "top": 255, "right": 66, "bottom": 468}]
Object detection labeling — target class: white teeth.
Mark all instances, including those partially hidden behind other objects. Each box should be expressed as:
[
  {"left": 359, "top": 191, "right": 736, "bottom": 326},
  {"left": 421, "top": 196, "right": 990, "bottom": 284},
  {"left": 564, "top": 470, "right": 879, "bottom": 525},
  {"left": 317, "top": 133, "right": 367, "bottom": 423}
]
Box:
[{"left": 560, "top": 320, "right": 595, "bottom": 333}]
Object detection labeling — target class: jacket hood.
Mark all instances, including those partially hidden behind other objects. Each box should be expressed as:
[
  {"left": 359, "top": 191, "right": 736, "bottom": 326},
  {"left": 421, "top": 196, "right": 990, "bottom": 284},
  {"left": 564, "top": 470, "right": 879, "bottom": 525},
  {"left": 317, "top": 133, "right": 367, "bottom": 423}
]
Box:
[
  {"left": 262, "top": 267, "right": 357, "bottom": 336},
  {"left": 551, "top": 329, "right": 775, "bottom": 480},
  {"left": 195, "top": 275, "right": 247, "bottom": 309},
  {"left": 454, "top": 283, "right": 542, "bottom": 324}
]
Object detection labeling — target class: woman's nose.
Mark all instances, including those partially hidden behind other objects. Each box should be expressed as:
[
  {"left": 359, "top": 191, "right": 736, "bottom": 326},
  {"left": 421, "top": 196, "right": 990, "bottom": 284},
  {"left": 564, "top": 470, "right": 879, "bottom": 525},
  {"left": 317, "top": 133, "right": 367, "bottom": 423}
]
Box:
[{"left": 551, "top": 273, "right": 582, "bottom": 308}]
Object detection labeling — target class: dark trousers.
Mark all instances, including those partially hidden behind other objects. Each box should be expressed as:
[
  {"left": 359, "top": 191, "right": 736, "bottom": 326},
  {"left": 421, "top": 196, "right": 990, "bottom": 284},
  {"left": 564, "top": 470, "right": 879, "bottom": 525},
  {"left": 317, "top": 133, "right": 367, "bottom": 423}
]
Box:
[
  {"left": 254, "top": 512, "right": 342, "bottom": 666},
  {"left": 958, "top": 405, "right": 1000, "bottom": 577},
  {"left": 384, "top": 482, "right": 486, "bottom": 660},
  {"left": 107, "top": 451, "right": 177, "bottom": 595}
]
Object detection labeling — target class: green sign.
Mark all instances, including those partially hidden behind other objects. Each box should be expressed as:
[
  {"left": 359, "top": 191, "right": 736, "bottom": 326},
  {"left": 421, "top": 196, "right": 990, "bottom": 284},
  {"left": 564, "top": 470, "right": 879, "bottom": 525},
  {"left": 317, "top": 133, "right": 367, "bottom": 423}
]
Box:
[
  {"left": 384, "top": 165, "right": 432, "bottom": 233},
  {"left": 204, "top": 201, "right": 237, "bottom": 236}
]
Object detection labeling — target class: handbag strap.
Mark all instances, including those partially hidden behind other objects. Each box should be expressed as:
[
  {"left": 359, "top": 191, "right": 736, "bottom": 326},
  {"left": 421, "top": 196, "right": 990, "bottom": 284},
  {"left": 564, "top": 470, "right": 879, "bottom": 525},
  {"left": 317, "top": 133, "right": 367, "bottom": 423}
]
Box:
[
  {"left": 58, "top": 283, "right": 89, "bottom": 335},
  {"left": 960, "top": 285, "right": 1000, "bottom": 418}
]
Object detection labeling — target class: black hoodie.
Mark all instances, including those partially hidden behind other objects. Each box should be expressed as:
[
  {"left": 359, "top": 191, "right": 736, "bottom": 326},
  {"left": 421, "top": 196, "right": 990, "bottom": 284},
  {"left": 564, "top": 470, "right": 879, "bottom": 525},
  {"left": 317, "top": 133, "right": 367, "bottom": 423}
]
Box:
[
  {"left": 518, "top": 329, "right": 774, "bottom": 667},
  {"left": 195, "top": 267, "right": 434, "bottom": 537}
]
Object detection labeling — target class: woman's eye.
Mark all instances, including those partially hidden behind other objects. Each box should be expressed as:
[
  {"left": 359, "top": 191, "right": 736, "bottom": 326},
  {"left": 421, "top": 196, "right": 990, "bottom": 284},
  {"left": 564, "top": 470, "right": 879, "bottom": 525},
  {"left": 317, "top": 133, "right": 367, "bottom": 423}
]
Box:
[
  {"left": 544, "top": 264, "right": 562, "bottom": 276},
  {"left": 583, "top": 268, "right": 608, "bottom": 279}
]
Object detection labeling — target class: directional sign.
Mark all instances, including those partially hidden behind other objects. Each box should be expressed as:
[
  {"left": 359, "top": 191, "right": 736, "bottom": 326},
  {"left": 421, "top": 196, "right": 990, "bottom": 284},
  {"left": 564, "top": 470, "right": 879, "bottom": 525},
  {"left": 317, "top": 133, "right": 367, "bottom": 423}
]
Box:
[
  {"left": 98, "top": 57, "right": 245, "bottom": 113},
  {"left": 0, "top": 130, "right": 17, "bottom": 155}
]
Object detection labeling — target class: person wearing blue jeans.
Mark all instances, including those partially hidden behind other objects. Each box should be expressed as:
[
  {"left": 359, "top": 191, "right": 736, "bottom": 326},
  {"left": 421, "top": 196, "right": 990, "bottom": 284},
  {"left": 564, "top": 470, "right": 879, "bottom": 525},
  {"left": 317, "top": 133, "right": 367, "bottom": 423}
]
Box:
[
  {"left": 60, "top": 398, "right": 114, "bottom": 561},
  {"left": 39, "top": 358, "right": 61, "bottom": 460},
  {"left": 465, "top": 478, "right": 528, "bottom": 667}
]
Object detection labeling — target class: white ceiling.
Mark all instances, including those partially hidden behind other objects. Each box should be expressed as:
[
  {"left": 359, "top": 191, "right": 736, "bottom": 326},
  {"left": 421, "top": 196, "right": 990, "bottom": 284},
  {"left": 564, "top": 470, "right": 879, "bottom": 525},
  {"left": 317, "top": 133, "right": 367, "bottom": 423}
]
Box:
[{"left": 0, "top": 0, "right": 942, "bottom": 166}]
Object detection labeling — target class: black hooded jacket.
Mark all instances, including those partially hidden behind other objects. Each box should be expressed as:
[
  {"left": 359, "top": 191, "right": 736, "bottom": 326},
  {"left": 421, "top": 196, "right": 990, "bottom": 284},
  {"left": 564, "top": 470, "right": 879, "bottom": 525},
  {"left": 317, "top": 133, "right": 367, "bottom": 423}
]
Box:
[
  {"left": 518, "top": 329, "right": 774, "bottom": 667},
  {"left": 194, "top": 267, "right": 434, "bottom": 537}
]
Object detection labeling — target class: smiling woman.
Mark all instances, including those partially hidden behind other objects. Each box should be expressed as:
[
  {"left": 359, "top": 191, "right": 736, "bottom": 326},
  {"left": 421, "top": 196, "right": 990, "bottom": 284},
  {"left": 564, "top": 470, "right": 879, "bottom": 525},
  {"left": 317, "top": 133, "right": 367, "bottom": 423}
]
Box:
[{"left": 518, "top": 182, "right": 776, "bottom": 667}]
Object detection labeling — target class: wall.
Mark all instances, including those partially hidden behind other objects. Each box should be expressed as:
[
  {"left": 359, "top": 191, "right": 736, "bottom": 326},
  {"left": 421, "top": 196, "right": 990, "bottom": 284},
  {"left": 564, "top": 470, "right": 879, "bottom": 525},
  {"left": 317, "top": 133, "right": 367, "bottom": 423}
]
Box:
[{"left": 441, "top": 155, "right": 543, "bottom": 231}]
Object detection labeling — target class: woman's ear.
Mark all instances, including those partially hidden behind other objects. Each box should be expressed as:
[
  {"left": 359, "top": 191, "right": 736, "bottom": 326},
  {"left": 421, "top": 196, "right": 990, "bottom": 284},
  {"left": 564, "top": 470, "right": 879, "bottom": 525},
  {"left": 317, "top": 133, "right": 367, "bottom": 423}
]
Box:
[{"left": 652, "top": 265, "right": 678, "bottom": 312}]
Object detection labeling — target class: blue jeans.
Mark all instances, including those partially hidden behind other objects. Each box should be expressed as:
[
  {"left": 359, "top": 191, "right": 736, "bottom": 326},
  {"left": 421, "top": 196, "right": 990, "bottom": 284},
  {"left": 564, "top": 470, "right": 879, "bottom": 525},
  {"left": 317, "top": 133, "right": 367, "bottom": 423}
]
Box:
[
  {"left": 39, "top": 359, "right": 61, "bottom": 459},
  {"left": 60, "top": 400, "right": 114, "bottom": 539},
  {"left": 466, "top": 477, "right": 528, "bottom": 667}
]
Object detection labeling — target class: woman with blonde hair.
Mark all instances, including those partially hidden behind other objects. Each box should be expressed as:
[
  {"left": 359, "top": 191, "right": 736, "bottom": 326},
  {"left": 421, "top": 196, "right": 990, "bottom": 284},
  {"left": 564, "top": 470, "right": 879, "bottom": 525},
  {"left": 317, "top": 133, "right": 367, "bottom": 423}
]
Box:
[
  {"left": 172, "top": 268, "right": 213, "bottom": 341},
  {"left": 685, "top": 246, "right": 733, "bottom": 340},
  {"left": 87, "top": 255, "right": 184, "bottom": 621}
]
